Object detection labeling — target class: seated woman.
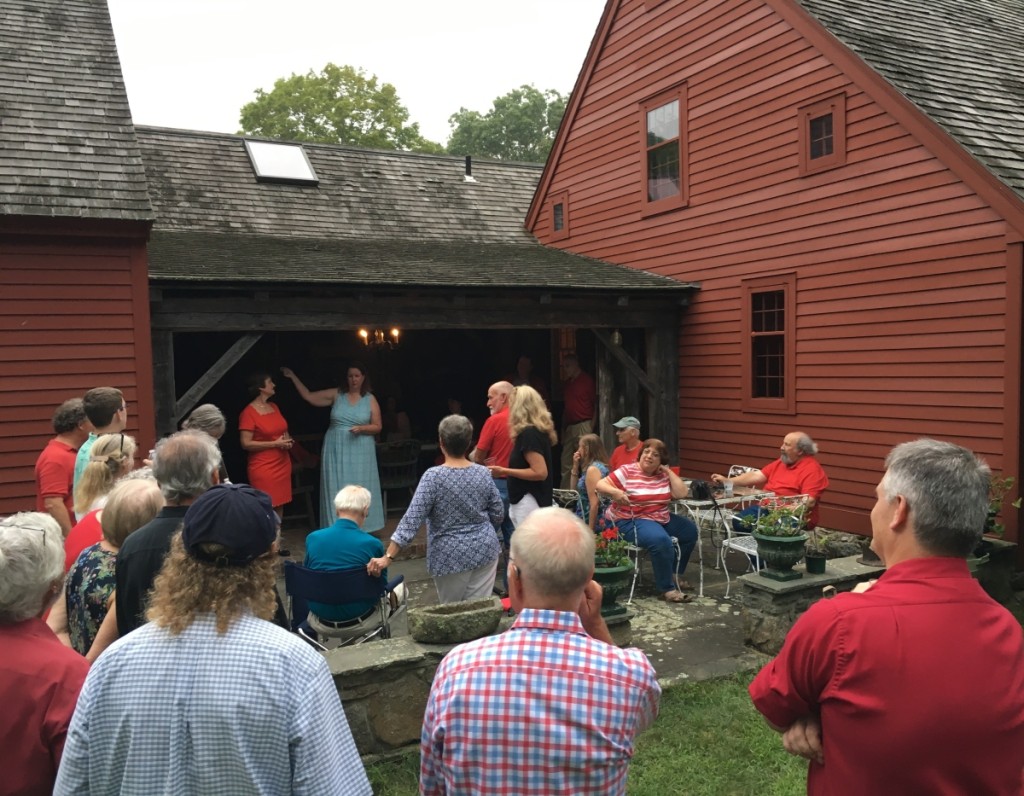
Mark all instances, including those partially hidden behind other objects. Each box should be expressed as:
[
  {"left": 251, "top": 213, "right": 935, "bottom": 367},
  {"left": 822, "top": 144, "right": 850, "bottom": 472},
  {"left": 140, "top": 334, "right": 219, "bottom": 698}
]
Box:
[
  {"left": 48, "top": 477, "right": 164, "bottom": 655},
  {"left": 570, "top": 433, "right": 613, "bottom": 532},
  {"left": 370, "top": 414, "right": 503, "bottom": 604},
  {"left": 596, "top": 438, "right": 698, "bottom": 604}
]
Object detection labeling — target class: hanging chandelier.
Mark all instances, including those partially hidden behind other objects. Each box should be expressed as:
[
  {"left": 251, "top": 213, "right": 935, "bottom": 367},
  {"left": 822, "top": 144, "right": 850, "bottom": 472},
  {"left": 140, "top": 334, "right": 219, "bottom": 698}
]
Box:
[{"left": 358, "top": 327, "right": 400, "bottom": 348}]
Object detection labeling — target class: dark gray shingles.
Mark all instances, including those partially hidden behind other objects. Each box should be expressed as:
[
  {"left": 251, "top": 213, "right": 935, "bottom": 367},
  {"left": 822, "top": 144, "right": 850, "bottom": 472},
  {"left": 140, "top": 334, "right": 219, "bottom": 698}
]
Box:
[
  {"left": 797, "top": 0, "right": 1024, "bottom": 201},
  {"left": 140, "top": 128, "right": 687, "bottom": 291},
  {"left": 0, "top": 0, "right": 152, "bottom": 220}
]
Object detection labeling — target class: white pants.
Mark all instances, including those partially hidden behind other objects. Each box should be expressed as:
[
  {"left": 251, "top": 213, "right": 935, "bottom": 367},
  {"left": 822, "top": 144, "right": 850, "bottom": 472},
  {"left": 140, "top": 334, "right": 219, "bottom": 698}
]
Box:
[
  {"left": 433, "top": 558, "right": 499, "bottom": 604},
  {"left": 509, "top": 493, "right": 540, "bottom": 528}
]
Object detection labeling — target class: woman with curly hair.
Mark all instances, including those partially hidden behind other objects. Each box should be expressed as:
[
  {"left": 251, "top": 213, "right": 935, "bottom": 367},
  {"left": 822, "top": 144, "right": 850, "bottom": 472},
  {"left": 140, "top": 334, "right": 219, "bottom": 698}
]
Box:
[{"left": 488, "top": 385, "right": 556, "bottom": 527}]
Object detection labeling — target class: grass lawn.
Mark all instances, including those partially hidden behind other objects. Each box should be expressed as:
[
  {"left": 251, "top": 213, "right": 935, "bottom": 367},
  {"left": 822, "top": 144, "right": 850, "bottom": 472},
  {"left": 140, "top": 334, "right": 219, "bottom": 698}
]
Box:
[{"left": 366, "top": 671, "right": 806, "bottom": 796}]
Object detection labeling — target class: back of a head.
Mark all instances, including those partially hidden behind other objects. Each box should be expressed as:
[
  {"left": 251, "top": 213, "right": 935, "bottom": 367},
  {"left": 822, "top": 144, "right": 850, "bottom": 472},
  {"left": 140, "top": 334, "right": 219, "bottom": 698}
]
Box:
[
  {"left": 152, "top": 430, "right": 222, "bottom": 503},
  {"left": 101, "top": 477, "right": 165, "bottom": 548},
  {"left": 334, "top": 484, "right": 372, "bottom": 515},
  {"left": 511, "top": 507, "right": 594, "bottom": 600},
  {"left": 182, "top": 404, "right": 227, "bottom": 438},
  {"left": 510, "top": 385, "right": 556, "bottom": 443},
  {"left": 0, "top": 513, "right": 64, "bottom": 624},
  {"left": 883, "top": 438, "right": 990, "bottom": 557},
  {"left": 74, "top": 433, "right": 137, "bottom": 515},
  {"left": 438, "top": 414, "right": 473, "bottom": 457},
  {"left": 82, "top": 387, "right": 123, "bottom": 428},
  {"left": 52, "top": 398, "right": 86, "bottom": 435}
]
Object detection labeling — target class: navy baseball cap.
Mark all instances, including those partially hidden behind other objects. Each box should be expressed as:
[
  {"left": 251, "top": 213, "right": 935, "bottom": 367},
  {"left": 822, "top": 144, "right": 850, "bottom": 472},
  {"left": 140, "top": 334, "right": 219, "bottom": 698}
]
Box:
[{"left": 182, "top": 483, "right": 277, "bottom": 567}]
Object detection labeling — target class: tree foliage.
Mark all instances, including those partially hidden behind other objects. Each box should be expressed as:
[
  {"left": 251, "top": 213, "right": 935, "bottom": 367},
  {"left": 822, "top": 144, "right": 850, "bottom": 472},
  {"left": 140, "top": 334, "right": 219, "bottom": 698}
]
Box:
[
  {"left": 239, "top": 63, "right": 443, "bottom": 153},
  {"left": 446, "top": 85, "right": 567, "bottom": 162}
]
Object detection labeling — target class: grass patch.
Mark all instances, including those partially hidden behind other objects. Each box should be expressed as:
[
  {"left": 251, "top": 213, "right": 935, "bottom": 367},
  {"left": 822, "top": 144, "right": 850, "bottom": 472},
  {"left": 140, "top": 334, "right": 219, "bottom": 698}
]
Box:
[{"left": 365, "top": 671, "right": 805, "bottom": 795}]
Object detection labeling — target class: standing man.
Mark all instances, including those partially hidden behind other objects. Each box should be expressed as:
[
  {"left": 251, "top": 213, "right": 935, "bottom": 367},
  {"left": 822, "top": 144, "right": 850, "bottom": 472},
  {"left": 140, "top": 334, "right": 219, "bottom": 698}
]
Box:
[
  {"left": 609, "top": 416, "right": 643, "bottom": 471},
  {"left": 421, "top": 507, "right": 660, "bottom": 795},
  {"left": 749, "top": 439, "right": 1024, "bottom": 794},
  {"left": 35, "top": 397, "right": 91, "bottom": 535},
  {"left": 470, "top": 381, "right": 515, "bottom": 589},
  {"left": 712, "top": 431, "right": 829, "bottom": 529},
  {"left": 55, "top": 484, "right": 371, "bottom": 795},
  {"left": 73, "top": 387, "right": 127, "bottom": 493},
  {"left": 559, "top": 354, "right": 596, "bottom": 488}
]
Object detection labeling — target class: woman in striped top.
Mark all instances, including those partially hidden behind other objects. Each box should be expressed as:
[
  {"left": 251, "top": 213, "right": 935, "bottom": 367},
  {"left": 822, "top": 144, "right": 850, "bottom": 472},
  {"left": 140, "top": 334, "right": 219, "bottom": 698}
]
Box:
[{"left": 596, "top": 438, "right": 698, "bottom": 603}]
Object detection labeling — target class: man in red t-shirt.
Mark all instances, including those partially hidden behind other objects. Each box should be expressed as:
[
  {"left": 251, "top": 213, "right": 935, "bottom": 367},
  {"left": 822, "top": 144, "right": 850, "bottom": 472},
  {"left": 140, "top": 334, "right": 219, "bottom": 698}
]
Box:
[
  {"left": 749, "top": 439, "right": 1024, "bottom": 795},
  {"left": 609, "top": 417, "right": 643, "bottom": 472},
  {"left": 470, "top": 382, "right": 516, "bottom": 586},
  {"left": 712, "top": 431, "right": 829, "bottom": 529},
  {"left": 35, "top": 398, "right": 91, "bottom": 536},
  {"left": 559, "top": 354, "right": 596, "bottom": 488}
]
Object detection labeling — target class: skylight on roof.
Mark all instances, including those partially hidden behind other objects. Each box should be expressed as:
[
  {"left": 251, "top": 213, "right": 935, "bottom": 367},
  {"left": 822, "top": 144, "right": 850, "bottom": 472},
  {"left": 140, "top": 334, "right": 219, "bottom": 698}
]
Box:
[{"left": 243, "top": 140, "right": 319, "bottom": 186}]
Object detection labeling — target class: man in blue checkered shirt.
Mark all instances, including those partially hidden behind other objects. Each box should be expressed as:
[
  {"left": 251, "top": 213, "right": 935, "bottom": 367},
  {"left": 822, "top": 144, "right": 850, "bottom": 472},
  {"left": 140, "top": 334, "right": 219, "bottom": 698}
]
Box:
[
  {"left": 420, "top": 506, "right": 661, "bottom": 795},
  {"left": 55, "top": 483, "right": 371, "bottom": 795}
]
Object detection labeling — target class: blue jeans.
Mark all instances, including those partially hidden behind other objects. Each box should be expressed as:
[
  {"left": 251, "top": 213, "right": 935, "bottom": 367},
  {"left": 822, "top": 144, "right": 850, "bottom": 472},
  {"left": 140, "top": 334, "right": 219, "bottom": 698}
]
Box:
[
  {"left": 617, "top": 514, "right": 698, "bottom": 594},
  {"left": 494, "top": 479, "right": 515, "bottom": 591}
]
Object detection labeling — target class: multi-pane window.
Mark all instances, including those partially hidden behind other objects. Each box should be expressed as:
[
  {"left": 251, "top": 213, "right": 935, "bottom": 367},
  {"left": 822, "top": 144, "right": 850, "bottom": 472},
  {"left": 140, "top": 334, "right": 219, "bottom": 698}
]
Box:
[
  {"left": 743, "top": 274, "right": 795, "bottom": 413},
  {"left": 553, "top": 202, "right": 564, "bottom": 231},
  {"left": 639, "top": 85, "right": 688, "bottom": 214},
  {"left": 549, "top": 191, "right": 568, "bottom": 240},
  {"left": 809, "top": 113, "right": 833, "bottom": 160},
  {"left": 752, "top": 291, "right": 786, "bottom": 399}
]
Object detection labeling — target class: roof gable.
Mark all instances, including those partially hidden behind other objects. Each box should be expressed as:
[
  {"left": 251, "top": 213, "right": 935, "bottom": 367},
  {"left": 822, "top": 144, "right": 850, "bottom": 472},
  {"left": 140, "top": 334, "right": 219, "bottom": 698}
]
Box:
[{"left": 0, "top": 0, "right": 152, "bottom": 220}]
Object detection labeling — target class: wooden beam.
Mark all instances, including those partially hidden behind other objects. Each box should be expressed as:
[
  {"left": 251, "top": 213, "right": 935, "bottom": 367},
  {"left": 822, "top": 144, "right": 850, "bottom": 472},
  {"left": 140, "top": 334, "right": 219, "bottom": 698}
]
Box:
[
  {"left": 173, "top": 333, "right": 263, "bottom": 423},
  {"left": 152, "top": 331, "right": 176, "bottom": 438},
  {"left": 646, "top": 323, "right": 679, "bottom": 461},
  {"left": 592, "top": 329, "right": 658, "bottom": 397}
]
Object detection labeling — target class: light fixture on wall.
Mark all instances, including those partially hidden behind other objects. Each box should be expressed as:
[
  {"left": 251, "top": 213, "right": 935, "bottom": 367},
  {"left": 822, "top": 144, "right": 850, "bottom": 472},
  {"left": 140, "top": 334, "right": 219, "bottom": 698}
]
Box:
[
  {"left": 358, "top": 327, "right": 401, "bottom": 348},
  {"left": 610, "top": 328, "right": 623, "bottom": 346}
]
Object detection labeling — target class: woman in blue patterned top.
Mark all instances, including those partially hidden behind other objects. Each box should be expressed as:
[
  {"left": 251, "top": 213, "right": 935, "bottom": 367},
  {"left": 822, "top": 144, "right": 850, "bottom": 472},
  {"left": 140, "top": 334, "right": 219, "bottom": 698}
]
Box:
[
  {"left": 50, "top": 477, "right": 164, "bottom": 655},
  {"left": 570, "top": 433, "right": 613, "bottom": 532},
  {"left": 373, "top": 415, "right": 503, "bottom": 604}
]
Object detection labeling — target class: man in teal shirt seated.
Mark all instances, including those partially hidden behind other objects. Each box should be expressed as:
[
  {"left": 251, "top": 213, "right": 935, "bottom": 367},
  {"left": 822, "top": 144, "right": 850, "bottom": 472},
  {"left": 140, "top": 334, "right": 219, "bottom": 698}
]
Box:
[{"left": 303, "top": 485, "right": 403, "bottom": 637}]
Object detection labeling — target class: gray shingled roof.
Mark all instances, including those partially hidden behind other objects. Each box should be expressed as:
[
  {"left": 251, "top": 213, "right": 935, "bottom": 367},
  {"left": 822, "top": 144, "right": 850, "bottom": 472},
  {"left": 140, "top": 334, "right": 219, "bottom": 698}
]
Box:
[
  {"left": 140, "top": 127, "right": 687, "bottom": 291},
  {"left": 798, "top": 0, "right": 1024, "bottom": 202},
  {"left": 0, "top": 0, "right": 152, "bottom": 220}
]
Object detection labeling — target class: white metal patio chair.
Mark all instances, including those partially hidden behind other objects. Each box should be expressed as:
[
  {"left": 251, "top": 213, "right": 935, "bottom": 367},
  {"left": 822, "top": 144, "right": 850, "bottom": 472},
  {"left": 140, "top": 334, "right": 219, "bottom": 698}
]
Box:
[{"left": 720, "top": 493, "right": 809, "bottom": 597}]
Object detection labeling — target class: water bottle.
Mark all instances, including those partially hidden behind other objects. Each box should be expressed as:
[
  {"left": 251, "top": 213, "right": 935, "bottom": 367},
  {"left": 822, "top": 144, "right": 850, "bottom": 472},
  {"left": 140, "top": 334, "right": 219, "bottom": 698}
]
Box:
[{"left": 724, "top": 480, "right": 734, "bottom": 498}]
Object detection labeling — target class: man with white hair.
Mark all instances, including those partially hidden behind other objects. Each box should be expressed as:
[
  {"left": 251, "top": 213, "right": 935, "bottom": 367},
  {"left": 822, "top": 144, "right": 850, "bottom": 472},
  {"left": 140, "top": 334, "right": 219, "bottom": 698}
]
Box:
[
  {"left": 420, "top": 506, "right": 660, "bottom": 795},
  {"left": 303, "top": 484, "right": 403, "bottom": 639},
  {"left": 0, "top": 512, "right": 89, "bottom": 794},
  {"left": 750, "top": 439, "right": 1024, "bottom": 794}
]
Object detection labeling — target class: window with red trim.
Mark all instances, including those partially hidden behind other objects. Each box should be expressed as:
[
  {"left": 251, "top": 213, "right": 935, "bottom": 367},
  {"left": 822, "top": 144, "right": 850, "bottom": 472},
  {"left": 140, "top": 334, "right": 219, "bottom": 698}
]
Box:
[
  {"left": 549, "top": 190, "right": 569, "bottom": 241},
  {"left": 799, "top": 92, "right": 846, "bottom": 176},
  {"left": 639, "top": 84, "right": 688, "bottom": 215}
]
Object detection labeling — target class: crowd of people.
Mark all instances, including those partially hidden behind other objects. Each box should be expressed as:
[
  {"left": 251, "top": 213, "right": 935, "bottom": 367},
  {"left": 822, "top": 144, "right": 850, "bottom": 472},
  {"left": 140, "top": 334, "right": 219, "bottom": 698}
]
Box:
[{"left": 5, "top": 367, "right": 1024, "bottom": 794}]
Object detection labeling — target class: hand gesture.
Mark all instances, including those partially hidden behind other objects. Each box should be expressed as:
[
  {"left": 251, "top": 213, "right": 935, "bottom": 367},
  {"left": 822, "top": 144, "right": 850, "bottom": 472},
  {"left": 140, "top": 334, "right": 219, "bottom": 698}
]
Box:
[
  {"left": 612, "top": 490, "right": 631, "bottom": 506},
  {"left": 280, "top": 367, "right": 295, "bottom": 379},
  {"left": 572, "top": 450, "right": 582, "bottom": 466},
  {"left": 782, "top": 716, "right": 824, "bottom": 765},
  {"left": 710, "top": 473, "right": 725, "bottom": 483},
  {"left": 277, "top": 434, "right": 293, "bottom": 449}
]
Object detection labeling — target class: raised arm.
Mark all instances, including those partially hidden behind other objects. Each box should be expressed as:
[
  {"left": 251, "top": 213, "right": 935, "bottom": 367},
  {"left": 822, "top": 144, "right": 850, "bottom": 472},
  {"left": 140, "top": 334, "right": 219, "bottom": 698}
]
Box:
[{"left": 280, "top": 367, "right": 338, "bottom": 408}]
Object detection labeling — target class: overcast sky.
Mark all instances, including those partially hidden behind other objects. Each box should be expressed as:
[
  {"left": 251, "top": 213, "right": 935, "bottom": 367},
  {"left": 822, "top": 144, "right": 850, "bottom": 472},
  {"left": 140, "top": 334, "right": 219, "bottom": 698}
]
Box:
[{"left": 106, "top": 0, "right": 606, "bottom": 145}]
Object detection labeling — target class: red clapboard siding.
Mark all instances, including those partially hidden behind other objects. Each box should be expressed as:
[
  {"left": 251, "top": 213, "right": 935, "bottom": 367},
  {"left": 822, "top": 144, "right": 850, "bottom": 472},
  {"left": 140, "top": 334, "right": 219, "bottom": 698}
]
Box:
[
  {"left": 0, "top": 238, "right": 155, "bottom": 516},
  {"left": 531, "top": 0, "right": 1023, "bottom": 540}
]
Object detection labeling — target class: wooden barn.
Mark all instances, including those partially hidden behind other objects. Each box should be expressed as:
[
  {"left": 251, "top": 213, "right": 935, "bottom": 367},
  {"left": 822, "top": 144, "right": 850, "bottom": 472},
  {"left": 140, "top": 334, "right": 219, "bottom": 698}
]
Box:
[
  {"left": 0, "top": 0, "right": 156, "bottom": 515},
  {"left": 528, "top": 0, "right": 1024, "bottom": 540}
]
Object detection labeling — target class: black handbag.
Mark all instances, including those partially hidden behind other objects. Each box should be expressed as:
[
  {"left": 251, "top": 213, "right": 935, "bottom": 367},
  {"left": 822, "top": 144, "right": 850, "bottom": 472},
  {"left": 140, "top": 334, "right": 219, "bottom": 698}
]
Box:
[{"left": 689, "top": 479, "right": 715, "bottom": 501}]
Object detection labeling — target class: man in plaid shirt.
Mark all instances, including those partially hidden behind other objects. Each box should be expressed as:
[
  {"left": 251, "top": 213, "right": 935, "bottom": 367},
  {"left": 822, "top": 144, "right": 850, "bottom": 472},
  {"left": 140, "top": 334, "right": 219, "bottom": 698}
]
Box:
[{"left": 420, "top": 506, "right": 660, "bottom": 795}]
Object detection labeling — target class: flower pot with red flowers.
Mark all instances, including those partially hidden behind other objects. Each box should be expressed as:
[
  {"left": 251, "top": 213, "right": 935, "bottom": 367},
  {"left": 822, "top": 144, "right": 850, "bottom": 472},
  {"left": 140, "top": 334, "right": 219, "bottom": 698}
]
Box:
[{"left": 593, "top": 528, "right": 633, "bottom": 617}]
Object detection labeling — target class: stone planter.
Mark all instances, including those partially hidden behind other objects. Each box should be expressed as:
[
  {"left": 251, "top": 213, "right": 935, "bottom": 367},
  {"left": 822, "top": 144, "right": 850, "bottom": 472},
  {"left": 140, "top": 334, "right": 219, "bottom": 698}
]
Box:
[
  {"left": 593, "top": 561, "right": 633, "bottom": 617},
  {"left": 754, "top": 532, "right": 808, "bottom": 582},
  {"left": 408, "top": 597, "right": 502, "bottom": 644}
]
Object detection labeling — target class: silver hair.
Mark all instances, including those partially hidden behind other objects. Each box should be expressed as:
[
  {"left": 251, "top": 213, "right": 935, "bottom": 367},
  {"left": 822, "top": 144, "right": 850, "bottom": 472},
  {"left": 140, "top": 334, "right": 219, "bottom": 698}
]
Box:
[
  {"left": 438, "top": 414, "right": 473, "bottom": 457},
  {"left": 334, "top": 484, "right": 372, "bottom": 515},
  {"left": 0, "top": 512, "right": 64, "bottom": 623},
  {"left": 881, "top": 438, "right": 990, "bottom": 557},
  {"left": 510, "top": 507, "right": 594, "bottom": 599},
  {"left": 795, "top": 433, "right": 818, "bottom": 456},
  {"left": 152, "top": 430, "right": 222, "bottom": 503},
  {"left": 181, "top": 403, "right": 227, "bottom": 438}
]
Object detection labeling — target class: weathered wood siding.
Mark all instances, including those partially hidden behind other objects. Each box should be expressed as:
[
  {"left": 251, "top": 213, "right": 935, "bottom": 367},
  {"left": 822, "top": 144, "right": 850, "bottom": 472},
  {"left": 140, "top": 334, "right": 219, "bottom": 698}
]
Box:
[
  {"left": 0, "top": 239, "right": 155, "bottom": 515},
  {"left": 532, "top": 0, "right": 1018, "bottom": 537}
]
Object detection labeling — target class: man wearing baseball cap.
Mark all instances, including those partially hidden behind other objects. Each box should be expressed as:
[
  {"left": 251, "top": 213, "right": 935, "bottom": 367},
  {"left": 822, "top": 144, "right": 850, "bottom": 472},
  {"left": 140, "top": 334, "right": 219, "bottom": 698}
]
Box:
[
  {"left": 609, "top": 416, "right": 644, "bottom": 471},
  {"left": 55, "top": 483, "right": 371, "bottom": 795}
]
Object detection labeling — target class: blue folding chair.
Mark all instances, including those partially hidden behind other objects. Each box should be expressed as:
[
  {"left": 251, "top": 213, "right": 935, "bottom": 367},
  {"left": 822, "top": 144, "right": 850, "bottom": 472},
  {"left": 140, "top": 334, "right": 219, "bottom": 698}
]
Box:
[{"left": 283, "top": 561, "right": 405, "bottom": 650}]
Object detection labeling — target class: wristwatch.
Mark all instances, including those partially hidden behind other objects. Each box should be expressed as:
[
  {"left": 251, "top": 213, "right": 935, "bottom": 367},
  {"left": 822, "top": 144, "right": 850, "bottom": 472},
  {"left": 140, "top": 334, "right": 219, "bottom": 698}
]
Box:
[{"left": 383, "top": 553, "right": 393, "bottom": 562}]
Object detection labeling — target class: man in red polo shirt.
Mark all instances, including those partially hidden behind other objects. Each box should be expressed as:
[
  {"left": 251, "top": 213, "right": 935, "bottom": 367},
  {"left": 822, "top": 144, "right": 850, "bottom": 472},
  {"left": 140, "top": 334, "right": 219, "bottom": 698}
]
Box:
[
  {"left": 471, "top": 381, "right": 515, "bottom": 590},
  {"left": 35, "top": 398, "right": 91, "bottom": 536},
  {"left": 749, "top": 439, "right": 1024, "bottom": 795},
  {"left": 559, "top": 354, "right": 595, "bottom": 488},
  {"left": 712, "top": 431, "right": 829, "bottom": 529}
]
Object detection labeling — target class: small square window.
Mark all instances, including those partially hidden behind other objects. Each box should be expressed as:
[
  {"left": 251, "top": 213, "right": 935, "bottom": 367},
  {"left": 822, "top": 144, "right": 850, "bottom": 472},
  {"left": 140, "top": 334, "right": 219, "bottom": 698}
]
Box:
[{"left": 798, "top": 93, "right": 846, "bottom": 176}]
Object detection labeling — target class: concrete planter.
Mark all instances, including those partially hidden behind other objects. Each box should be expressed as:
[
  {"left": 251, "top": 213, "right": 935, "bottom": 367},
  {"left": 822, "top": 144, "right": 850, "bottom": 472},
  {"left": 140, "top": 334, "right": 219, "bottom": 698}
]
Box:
[{"left": 408, "top": 596, "right": 503, "bottom": 644}]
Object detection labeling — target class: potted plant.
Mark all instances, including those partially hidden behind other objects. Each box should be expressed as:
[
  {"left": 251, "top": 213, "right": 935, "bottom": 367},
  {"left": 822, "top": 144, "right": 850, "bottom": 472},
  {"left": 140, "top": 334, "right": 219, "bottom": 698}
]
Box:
[
  {"left": 970, "top": 474, "right": 1020, "bottom": 572},
  {"left": 805, "top": 527, "right": 828, "bottom": 575},
  {"left": 742, "top": 499, "right": 808, "bottom": 582},
  {"left": 593, "top": 528, "right": 634, "bottom": 617}
]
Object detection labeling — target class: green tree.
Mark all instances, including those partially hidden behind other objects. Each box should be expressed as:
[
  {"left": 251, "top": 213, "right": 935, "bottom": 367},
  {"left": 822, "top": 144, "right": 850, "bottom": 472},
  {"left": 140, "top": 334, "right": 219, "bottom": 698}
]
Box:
[
  {"left": 239, "top": 63, "right": 443, "bottom": 153},
  {"left": 446, "top": 85, "right": 567, "bottom": 162}
]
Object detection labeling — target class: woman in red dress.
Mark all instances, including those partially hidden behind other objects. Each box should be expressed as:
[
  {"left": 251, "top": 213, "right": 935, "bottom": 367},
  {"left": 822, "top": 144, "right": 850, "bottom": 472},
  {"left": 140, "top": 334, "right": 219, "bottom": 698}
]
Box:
[{"left": 238, "top": 371, "right": 293, "bottom": 518}]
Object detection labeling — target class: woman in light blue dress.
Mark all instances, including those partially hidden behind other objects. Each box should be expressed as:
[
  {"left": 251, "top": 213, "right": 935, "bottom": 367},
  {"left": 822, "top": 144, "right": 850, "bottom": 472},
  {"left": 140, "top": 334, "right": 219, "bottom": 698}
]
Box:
[{"left": 280, "top": 362, "right": 384, "bottom": 532}]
